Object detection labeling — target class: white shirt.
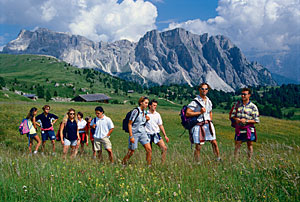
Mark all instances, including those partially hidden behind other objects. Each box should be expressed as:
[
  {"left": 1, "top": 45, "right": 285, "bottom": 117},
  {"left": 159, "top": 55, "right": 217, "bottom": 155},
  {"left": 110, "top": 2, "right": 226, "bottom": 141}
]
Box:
[
  {"left": 91, "top": 115, "right": 114, "bottom": 139},
  {"left": 187, "top": 95, "right": 213, "bottom": 122},
  {"left": 145, "top": 110, "right": 163, "bottom": 134},
  {"left": 77, "top": 119, "right": 87, "bottom": 130}
]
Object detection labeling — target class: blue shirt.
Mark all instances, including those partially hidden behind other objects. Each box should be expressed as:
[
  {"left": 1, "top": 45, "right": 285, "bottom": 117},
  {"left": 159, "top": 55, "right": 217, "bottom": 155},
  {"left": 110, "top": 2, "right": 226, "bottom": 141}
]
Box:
[
  {"left": 130, "top": 107, "right": 147, "bottom": 134},
  {"left": 65, "top": 119, "right": 78, "bottom": 141},
  {"left": 36, "top": 113, "right": 58, "bottom": 129}
]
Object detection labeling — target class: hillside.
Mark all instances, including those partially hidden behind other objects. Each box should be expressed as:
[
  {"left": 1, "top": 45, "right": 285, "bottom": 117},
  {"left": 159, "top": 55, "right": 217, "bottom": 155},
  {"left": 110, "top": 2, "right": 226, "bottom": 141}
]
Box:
[{"left": 0, "top": 54, "right": 146, "bottom": 103}]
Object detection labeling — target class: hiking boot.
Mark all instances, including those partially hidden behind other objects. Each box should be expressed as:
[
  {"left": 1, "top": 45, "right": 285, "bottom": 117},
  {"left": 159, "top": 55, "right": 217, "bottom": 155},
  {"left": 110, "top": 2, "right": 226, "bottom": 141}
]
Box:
[
  {"left": 33, "top": 151, "right": 38, "bottom": 155},
  {"left": 215, "top": 157, "right": 222, "bottom": 162},
  {"left": 52, "top": 152, "right": 56, "bottom": 156}
]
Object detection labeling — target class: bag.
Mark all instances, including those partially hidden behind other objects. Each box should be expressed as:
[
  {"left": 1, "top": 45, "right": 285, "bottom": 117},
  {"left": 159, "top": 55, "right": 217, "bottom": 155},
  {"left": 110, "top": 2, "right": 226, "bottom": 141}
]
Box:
[
  {"left": 90, "top": 117, "right": 97, "bottom": 136},
  {"left": 19, "top": 118, "right": 31, "bottom": 135},
  {"left": 229, "top": 101, "right": 240, "bottom": 128},
  {"left": 180, "top": 99, "right": 202, "bottom": 130},
  {"left": 122, "top": 108, "right": 139, "bottom": 133},
  {"left": 56, "top": 122, "right": 64, "bottom": 141}
]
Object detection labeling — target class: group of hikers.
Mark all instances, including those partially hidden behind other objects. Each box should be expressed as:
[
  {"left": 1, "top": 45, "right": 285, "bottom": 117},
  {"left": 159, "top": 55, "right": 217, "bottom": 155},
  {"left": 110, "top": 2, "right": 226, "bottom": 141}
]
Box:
[{"left": 23, "top": 82, "right": 259, "bottom": 165}]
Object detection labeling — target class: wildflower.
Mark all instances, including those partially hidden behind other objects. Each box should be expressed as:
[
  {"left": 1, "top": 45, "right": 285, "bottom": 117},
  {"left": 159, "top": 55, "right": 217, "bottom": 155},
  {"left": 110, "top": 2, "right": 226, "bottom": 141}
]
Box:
[
  {"left": 22, "top": 185, "right": 27, "bottom": 189},
  {"left": 78, "top": 181, "right": 82, "bottom": 184},
  {"left": 173, "top": 192, "right": 177, "bottom": 197}
]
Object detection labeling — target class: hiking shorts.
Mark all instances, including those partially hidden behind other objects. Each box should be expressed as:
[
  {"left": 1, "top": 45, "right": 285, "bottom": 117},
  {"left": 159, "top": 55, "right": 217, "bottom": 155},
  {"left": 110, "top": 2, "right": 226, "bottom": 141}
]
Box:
[
  {"left": 147, "top": 133, "right": 162, "bottom": 145},
  {"left": 128, "top": 132, "right": 150, "bottom": 150},
  {"left": 94, "top": 137, "right": 112, "bottom": 151},
  {"left": 41, "top": 130, "right": 56, "bottom": 141},
  {"left": 235, "top": 130, "right": 256, "bottom": 142},
  {"left": 192, "top": 123, "right": 216, "bottom": 145},
  {"left": 64, "top": 138, "right": 78, "bottom": 146},
  {"left": 27, "top": 133, "right": 37, "bottom": 139}
]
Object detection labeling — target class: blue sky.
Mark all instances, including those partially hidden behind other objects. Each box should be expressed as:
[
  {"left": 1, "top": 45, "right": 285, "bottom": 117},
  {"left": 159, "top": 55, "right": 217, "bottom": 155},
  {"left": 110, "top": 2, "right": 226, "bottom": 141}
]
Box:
[{"left": 0, "top": 0, "right": 299, "bottom": 52}]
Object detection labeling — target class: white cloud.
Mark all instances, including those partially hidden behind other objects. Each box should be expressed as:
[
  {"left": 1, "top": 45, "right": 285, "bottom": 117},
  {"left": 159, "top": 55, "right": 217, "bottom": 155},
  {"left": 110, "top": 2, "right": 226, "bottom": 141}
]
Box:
[
  {"left": 0, "top": 0, "right": 157, "bottom": 42},
  {"left": 167, "top": 0, "right": 300, "bottom": 51}
]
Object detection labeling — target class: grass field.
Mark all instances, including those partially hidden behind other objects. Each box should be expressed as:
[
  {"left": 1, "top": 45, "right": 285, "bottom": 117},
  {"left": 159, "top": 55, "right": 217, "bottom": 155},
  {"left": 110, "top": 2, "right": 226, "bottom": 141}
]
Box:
[{"left": 0, "top": 100, "right": 299, "bottom": 201}]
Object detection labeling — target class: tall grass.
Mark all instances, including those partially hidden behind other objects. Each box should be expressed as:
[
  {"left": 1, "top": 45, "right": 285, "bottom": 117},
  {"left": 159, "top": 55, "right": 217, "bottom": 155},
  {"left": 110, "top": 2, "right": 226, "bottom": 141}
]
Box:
[{"left": 0, "top": 101, "right": 299, "bottom": 201}]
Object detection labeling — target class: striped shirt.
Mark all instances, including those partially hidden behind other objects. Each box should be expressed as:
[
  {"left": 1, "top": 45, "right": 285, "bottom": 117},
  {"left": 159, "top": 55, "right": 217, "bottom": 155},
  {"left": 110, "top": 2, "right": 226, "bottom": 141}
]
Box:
[{"left": 231, "top": 101, "right": 260, "bottom": 123}]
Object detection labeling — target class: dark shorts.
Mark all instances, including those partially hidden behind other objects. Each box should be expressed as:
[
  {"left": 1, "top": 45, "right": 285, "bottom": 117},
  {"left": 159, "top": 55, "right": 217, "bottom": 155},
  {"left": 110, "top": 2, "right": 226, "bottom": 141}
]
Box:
[
  {"left": 27, "top": 133, "right": 37, "bottom": 139},
  {"left": 41, "top": 130, "right": 56, "bottom": 141},
  {"left": 79, "top": 132, "right": 87, "bottom": 143},
  {"left": 148, "top": 133, "right": 162, "bottom": 145},
  {"left": 235, "top": 132, "right": 256, "bottom": 142}
]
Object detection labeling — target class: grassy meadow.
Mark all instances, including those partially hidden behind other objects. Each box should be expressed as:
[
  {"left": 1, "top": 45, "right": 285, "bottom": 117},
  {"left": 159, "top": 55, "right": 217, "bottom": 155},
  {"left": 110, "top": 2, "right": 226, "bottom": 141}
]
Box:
[{"left": 0, "top": 100, "right": 299, "bottom": 202}]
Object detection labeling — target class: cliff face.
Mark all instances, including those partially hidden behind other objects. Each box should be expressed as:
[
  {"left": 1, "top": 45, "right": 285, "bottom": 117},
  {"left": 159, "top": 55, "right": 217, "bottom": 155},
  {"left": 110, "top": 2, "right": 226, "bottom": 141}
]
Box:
[{"left": 2, "top": 28, "right": 276, "bottom": 92}]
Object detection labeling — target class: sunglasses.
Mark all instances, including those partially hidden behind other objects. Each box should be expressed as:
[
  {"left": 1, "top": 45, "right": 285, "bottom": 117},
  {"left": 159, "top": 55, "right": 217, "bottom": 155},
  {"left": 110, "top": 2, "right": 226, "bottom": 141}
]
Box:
[
  {"left": 201, "top": 88, "right": 208, "bottom": 91},
  {"left": 69, "top": 113, "right": 75, "bottom": 115},
  {"left": 241, "top": 93, "right": 248, "bottom": 96}
]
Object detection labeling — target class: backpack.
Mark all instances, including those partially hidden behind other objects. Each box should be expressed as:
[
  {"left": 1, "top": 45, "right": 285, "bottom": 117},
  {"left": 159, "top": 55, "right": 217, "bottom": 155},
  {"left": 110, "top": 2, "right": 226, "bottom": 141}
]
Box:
[
  {"left": 229, "top": 101, "right": 240, "bottom": 128},
  {"left": 122, "top": 108, "right": 140, "bottom": 133},
  {"left": 19, "top": 118, "right": 32, "bottom": 135},
  {"left": 90, "top": 117, "right": 97, "bottom": 136},
  {"left": 180, "top": 99, "right": 203, "bottom": 130}
]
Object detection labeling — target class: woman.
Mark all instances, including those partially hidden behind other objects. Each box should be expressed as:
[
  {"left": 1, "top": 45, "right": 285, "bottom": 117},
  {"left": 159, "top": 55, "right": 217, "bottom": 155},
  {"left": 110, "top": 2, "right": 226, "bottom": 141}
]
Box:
[
  {"left": 77, "top": 112, "right": 88, "bottom": 154},
  {"left": 60, "top": 108, "right": 80, "bottom": 158},
  {"left": 26, "top": 107, "right": 41, "bottom": 154},
  {"left": 122, "top": 96, "right": 152, "bottom": 165}
]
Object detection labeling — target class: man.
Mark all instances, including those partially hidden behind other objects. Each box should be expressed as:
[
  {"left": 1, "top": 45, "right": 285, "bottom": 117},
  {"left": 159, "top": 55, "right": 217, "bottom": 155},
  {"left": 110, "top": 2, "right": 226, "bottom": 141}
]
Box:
[
  {"left": 36, "top": 105, "right": 58, "bottom": 155},
  {"left": 145, "top": 99, "right": 169, "bottom": 164},
  {"left": 231, "top": 88, "right": 259, "bottom": 160},
  {"left": 90, "top": 106, "right": 114, "bottom": 163},
  {"left": 186, "top": 83, "right": 221, "bottom": 162}
]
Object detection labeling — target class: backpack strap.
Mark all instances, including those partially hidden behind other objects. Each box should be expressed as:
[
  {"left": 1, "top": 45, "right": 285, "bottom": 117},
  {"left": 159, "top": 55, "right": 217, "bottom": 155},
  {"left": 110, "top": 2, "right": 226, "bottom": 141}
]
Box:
[
  {"left": 132, "top": 107, "right": 140, "bottom": 125},
  {"left": 193, "top": 99, "right": 203, "bottom": 109}
]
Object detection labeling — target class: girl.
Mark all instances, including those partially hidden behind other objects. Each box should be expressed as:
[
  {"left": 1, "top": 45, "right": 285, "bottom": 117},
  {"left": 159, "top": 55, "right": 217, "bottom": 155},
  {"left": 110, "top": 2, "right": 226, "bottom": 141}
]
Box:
[
  {"left": 26, "top": 107, "right": 41, "bottom": 154},
  {"left": 77, "top": 112, "right": 88, "bottom": 154},
  {"left": 122, "top": 96, "right": 152, "bottom": 165},
  {"left": 60, "top": 108, "right": 80, "bottom": 158}
]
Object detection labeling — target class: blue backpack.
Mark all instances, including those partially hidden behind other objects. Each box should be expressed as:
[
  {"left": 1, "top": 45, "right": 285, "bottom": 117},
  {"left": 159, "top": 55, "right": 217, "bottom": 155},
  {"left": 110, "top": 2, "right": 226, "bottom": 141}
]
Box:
[
  {"left": 180, "top": 99, "right": 202, "bottom": 130},
  {"left": 122, "top": 108, "right": 140, "bottom": 133}
]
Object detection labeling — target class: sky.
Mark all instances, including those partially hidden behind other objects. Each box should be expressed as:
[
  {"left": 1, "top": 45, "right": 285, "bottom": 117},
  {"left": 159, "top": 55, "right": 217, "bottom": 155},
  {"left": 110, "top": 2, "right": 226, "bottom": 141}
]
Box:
[{"left": 0, "top": 0, "right": 299, "bottom": 52}]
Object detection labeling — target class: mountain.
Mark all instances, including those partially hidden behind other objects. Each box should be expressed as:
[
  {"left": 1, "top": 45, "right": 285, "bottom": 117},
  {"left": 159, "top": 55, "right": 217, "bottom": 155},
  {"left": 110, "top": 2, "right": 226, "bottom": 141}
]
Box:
[
  {"left": 244, "top": 46, "right": 300, "bottom": 84},
  {"left": 2, "top": 28, "right": 276, "bottom": 92}
]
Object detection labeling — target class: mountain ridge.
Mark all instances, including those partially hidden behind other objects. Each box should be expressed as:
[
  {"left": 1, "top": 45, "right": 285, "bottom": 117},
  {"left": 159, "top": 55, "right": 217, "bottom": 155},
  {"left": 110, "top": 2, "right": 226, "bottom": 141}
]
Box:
[{"left": 2, "top": 27, "right": 276, "bottom": 92}]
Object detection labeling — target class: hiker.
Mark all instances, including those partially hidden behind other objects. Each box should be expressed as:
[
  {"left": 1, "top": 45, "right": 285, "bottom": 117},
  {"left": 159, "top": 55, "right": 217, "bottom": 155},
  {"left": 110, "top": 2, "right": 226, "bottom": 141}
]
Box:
[
  {"left": 86, "top": 116, "right": 96, "bottom": 158},
  {"left": 60, "top": 108, "right": 80, "bottom": 158},
  {"left": 36, "top": 105, "right": 58, "bottom": 155},
  {"left": 186, "top": 83, "right": 221, "bottom": 162},
  {"left": 26, "top": 107, "right": 41, "bottom": 154},
  {"left": 230, "top": 88, "right": 259, "bottom": 160},
  {"left": 90, "top": 106, "right": 114, "bottom": 163},
  {"left": 145, "top": 99, "right": 169, "bottom": 164},
  {"left": 77, "top": 112, "right": 88, "bottom": 154},
  {"left": 122, "top": 96, "right": 152, "bottom": 166}
]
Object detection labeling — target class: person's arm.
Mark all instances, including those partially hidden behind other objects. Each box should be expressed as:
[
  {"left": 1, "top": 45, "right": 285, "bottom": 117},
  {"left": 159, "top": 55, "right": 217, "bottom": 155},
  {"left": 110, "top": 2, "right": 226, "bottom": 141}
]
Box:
[
  {"left": 77, "top": 128, "right": 80, "bottom": 146},
  {"left": 128, "top": 120, "right": 135, "bottom": 143},
  {"left": 32, "top": 116, "right": 37, "bottom": 129},
  {"left": 210, "top": 111, "right": 213, "bottom": 121},
  {"left": 186, "top": 107, "right": 206, "bottom": 117},
  {"left": 106, "top": 128, "right": 114, "bottom": 137},
  {"left": 52, "top": 119, "right": 58, "bottom": 126},
  {"left": 60, "top": 122, "right": 65, "bottom": 145},
  {"left": 158, "top": 125, "right": 169, "bottom": 143}
]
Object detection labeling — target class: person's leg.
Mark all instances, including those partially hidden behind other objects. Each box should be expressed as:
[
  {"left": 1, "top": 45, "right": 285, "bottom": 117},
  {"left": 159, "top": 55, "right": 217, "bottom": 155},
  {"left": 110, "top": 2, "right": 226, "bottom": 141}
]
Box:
[
  {"left": 210, "top": 140, "right": 220, "bottom": 159},
  {"left": 234, "top": 141, "right": 242, "bottom": 159},
  {"left": 156, "top": 140, "right": 167, "bottom": 164},
  {"left": 70, "top": 144, "right": 77, "bottom": 158},
  {"left": 33, "top": 135, "right": 42, "bottom": 153},
  {"left": 122, "top": 149, "right": 135, "bottom": 165},
  {"left": 42, "top": 141, "right": 46, "bottom": 153},
  {"left": 51, "top": 140, "right": 56, "bottom": 153},
  {"left": 28, "top": 136, "right": 33, "bottom": 153},
  {"left": 143, "top": 143, "right": 152, "bottom": 166},
  {"left": 247, "top": 141, "right": 253, "bottom": 160},
  {"left": 91, "top": 141, "right": 96, "bottom": 158},
  {"left": 80, "top": 142, "right": 85, "bottom": 154},
  {"left": 194, "top": 144, "right": 202, "bottom": 162},
  {"left": 62, "top": 145, "right": 69, "bottom": 159},
  {"left": 106, "top": 149, "right": 114, "bottom": 163}
]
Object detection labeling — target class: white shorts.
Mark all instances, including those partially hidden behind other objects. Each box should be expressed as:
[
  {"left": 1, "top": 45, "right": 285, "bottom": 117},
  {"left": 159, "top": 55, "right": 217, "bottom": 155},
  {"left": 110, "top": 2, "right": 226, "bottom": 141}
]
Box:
[
  {"left": 192, "top": 123, "right": 216, "bottom": 145},
  {"left": 64, "top": 138, "right": 78, "bottom": 146}
]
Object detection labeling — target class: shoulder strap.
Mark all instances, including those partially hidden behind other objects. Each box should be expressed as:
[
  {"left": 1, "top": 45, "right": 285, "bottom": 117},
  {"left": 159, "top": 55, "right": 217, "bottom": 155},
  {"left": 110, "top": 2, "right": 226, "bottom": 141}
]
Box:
[
  {"left": 132, "top": 107, "right": 139, "bottom": 124},
  {"left": 193, "top": 99, "right": 203, "bottom": 108}
]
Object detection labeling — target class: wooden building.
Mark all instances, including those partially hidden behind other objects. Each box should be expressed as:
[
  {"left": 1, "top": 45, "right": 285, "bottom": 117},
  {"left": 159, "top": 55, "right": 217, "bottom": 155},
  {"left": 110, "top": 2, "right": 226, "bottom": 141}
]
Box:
[{"left": 72, "top": 93, "right": 111, "bottom": 103}]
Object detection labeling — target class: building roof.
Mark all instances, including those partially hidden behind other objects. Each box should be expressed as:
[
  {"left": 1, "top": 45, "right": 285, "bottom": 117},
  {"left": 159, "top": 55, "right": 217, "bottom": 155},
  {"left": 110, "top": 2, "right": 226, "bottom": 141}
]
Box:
[
  {"left": 76, "top": 93, "right": 111, "bottom": 102},
  {"left": 23, "top": 94, "right": 37, "bottom": 98}
]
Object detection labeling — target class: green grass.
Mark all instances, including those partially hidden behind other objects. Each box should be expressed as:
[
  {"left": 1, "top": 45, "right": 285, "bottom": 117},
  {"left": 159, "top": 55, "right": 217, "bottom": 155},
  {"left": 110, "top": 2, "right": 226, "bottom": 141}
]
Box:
[{"left": 0, "top": 101, "right": 299, "bottom": 201}]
